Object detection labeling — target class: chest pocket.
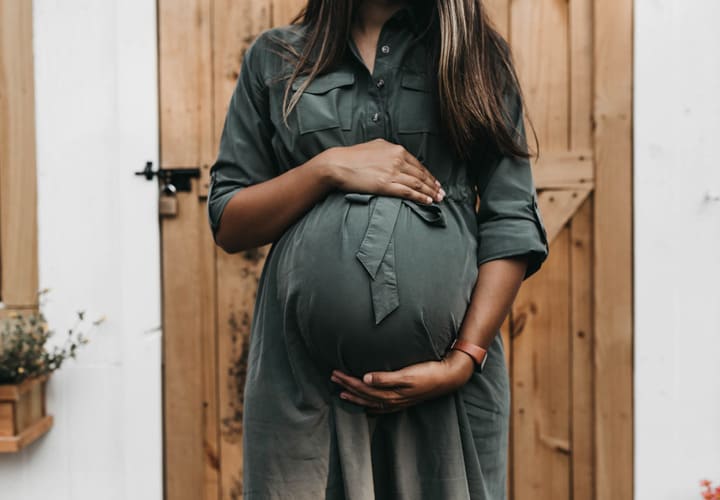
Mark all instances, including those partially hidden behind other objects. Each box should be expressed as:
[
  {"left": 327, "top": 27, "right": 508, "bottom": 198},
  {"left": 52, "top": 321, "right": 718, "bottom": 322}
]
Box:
[
  {"left": 291, "top": 71, "right": 355, "bottom": 134},
  {"left": 397, "top": 72, "right": 440, "bottom": 135}
]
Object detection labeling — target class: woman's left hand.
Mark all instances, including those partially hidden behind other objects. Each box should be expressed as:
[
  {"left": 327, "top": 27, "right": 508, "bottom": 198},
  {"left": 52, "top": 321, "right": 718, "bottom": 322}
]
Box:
[{"left": 330, "top": 349, "right": 476, "bottom": 414}]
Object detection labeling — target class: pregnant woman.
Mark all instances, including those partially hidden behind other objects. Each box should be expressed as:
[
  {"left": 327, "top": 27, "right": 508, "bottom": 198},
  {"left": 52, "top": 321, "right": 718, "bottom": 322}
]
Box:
[{"left": 207, "top": 1, "right": 548, "bottom": 498}]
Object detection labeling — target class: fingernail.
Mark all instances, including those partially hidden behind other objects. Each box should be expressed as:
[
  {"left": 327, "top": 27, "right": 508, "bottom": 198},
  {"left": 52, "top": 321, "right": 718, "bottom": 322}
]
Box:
[
  {"left": 363, "top": 374, "right": 372, "bottom": 384},
  {"left": 426, "top": 196, "right": 433, "bottom": 204},
  {"left": 435, "top": 179, "right": 441, "bottom": 187},
  {"left": 340, "top": 393, "right": 348, "bottom": 400},
  {"left": 439, "top": 188, "right": 446, "bottom": 197}
]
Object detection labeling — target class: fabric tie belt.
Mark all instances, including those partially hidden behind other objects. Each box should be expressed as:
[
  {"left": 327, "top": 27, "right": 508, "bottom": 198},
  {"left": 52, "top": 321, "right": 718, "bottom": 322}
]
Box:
[{"left": 344, "top": 193, "right": 447, "bottom": 325}]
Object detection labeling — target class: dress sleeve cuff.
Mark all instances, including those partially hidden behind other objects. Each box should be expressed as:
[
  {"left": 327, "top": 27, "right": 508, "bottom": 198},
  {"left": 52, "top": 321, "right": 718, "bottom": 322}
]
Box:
[
  {"left": 207, "top": 174, "right": 243, "bottom": 246},
  {"left": 476, "top": 202, "right": 549, "bottom": 280}
]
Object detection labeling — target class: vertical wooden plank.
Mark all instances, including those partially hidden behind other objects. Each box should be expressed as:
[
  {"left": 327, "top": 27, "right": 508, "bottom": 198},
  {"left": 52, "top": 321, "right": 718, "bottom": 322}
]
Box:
[
  {"left": 161, "top": 194, "right": 218, "bottom": 500},
  {"left": 484, "top": 0, "right": 510, "bottom": 38},
  {"left": 216, "top": 246, "right": 268, "bottom": 499},
  {"left": 593, "top": 0, "right": 633, "bottom": 498},
  {"left": 159, "top": 0, "right": 214, "bottom": 169},
  {"left": 570, "top": 197, "right": 595, "bottom": 500},
  {"left": 511, "top": 229, "right": 571, "bottom": 500},
  {"left": 569, "top": 0, "right": 594, "bottom": 150},
  {"left": 201, "top": 174, "right": 220, "bottom": 500},
  {"left": 0, "top": 0, "right": 39, "bottom": 307},
  {"left": 510, "top": 2, "right": 572, "bottom": 499},
  {"left": 511, "top": 0, "right": 570, "bottom": 151},
  {"left": 158, "top": 1, "right": 219, "bottom": 499},
  {"left": 270, "top": 0, "right": 306, "bottom": 25},
  {"left": 211, "top": 1, "right": 271, "bottom": 498}
]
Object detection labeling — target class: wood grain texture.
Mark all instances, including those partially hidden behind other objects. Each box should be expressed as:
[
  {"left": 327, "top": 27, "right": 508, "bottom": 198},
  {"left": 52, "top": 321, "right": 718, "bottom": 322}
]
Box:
[
  {"left": 0, "top": 0, "right": 39, "bottom": 307},
  {"left": 0, "top": 403, "right": 12, "bottom": 437},
  {"left": 511, "top": 228, "right": 571, "bottom": 500},
  {"left": 0, "top": 375, "right": 52, "bottom": 452},
  {"left": 484, "top": 0, "right": 509, "bottom": 38},
  {"left": 511, "top": 0, "right": 570, "bottom": 151},
  {"left": 161, "top": 190, "right": 216, "bottom": 500},
  {"left": 216, "top": 244, "right": 269, "bottom": 499},
  {"left": 533, "top": 151, "right": 594, "bottom": 190},
  {"left": 0, "top": 415, "right": 53, "bottom": 453},
  {"left": 270, "top": 0, "right": 305, "bottom": 25},
  {"left": 159, "top": 0, "right": 214, "bottom": 169},
  {"left": 159, "top": 1, "right": 219, "bottom": 499},
  {"left": 537, "top": 188, "right": 592, "bottom": 244},
  {"left": 570, "top": 0, "right": 594, "bottom": 150},
  {"left": 570, "top": 196, "right": 595, "bottom": 500},
  {"left": 593, "top": 0, "right": 634, "bottom": 498},
  {"left": 201, "top": 200, "right": 220, "bottom": 500}
]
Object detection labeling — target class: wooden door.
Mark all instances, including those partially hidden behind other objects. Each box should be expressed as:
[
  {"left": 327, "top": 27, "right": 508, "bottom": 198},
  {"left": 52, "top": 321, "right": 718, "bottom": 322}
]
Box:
[
  {"left": 485, "top": 1, "right": 633, "bottom": 499},
  {"left": 158, "top": 1, "right": 633, "bottom": 499}
]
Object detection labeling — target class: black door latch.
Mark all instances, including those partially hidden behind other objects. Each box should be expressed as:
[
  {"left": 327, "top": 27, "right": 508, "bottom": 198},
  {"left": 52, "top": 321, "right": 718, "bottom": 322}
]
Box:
[{"left": 134, "top": 161, "right": 200, "bottom": 192}]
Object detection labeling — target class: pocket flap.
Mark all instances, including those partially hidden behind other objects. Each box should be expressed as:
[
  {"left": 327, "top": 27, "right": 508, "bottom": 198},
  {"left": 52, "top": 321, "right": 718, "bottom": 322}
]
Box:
[
  {"left": 400, "top": 72, "right": 432, "bottom": 92},
  {"left": 291, "top": 71, "right": 356, "bottom": 94}
]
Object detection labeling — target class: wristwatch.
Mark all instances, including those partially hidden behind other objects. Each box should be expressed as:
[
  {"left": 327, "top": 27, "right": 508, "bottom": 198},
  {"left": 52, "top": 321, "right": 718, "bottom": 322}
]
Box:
[{"left": 450, "top": 338, "right": 488, "bottom": 372}]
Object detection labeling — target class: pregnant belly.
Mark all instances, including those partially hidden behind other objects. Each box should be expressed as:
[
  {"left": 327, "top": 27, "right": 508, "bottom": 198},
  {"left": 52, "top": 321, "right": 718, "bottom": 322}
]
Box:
[{"left": 274, "top": 191, "right": 479, "bottom": 377}]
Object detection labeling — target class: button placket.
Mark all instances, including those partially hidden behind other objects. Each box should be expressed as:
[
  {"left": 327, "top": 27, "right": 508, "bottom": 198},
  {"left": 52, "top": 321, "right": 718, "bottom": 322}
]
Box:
[{"left": 369, "top": 37, "right": 390, "bottom": 139}]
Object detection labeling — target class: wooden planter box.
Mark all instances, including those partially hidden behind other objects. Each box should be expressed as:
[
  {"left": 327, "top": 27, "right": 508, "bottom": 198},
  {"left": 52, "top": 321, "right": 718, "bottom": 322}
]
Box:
[{"left": 0, "top": 374, "right": 53, "bottom": 452}]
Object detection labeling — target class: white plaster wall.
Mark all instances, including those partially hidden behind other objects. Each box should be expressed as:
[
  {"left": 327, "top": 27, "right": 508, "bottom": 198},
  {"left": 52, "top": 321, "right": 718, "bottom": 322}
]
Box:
[
  {"left": 0, "top": 1, "right": 162, "bottom": 498},
  {"left": 634, "top": 1, "right": 720, "bottom": 499}
]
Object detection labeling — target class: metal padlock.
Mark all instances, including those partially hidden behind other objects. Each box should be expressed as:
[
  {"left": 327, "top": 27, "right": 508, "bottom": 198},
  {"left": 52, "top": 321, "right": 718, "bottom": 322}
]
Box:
[{"left": 159, "top": 182, "right": 178, "bottom": 217}]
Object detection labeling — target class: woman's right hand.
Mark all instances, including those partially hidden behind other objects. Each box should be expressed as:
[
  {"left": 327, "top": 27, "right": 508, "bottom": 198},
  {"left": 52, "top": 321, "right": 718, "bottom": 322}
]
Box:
[{"left": 319, "top": 139, "right": 445, "bottom": 204}]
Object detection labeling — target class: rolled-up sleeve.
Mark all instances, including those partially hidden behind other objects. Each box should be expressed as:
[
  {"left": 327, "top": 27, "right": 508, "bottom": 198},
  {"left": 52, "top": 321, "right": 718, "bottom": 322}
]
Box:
[
  {"left": 474, "top": 90, "right": 549, "bottom": 280},
  {"left": 207, "top": 34, "right": 278, "bottom": 245}
]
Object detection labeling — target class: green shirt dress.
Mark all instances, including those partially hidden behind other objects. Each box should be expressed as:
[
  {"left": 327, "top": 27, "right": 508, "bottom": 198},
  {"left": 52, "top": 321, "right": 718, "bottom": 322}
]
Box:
[{"left": 207, "top": 5, "right": 549, "bottom": 499}]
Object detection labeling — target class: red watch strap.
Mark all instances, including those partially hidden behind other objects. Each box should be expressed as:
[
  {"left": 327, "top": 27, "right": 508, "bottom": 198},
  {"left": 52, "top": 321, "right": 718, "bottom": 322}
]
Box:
[{"left": 450, "top": 338, "right": 487, "bottom": 366}]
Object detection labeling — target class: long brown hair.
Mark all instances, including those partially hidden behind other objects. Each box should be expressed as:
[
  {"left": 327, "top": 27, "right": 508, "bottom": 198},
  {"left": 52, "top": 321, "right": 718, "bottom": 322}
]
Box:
[{"left": 266, "top": 0, "right": 537, "bottom": 162}]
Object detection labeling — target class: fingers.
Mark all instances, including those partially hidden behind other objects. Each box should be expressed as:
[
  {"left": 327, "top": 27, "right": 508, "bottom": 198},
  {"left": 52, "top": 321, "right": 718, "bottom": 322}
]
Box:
[
  {"left": 363, "top": 371, "right": 413, "bottom": 389},
  {"left": 382, "top": 143, "right": 443, "bottom": 202},
  {"left": 331, "top": 370, "right": 408, "bottom": 405},
  {"left": 338, "top": 390, "right": 410, "bottom": 414},
  {"left": 388, "top": 174, "right": 439, "bottom": 204},
  {"left": 339, "top": 390, "right": 386, "bottom": 409},
  {"left": 398, "top": 153, "right": 443, "bottom": 202},
  {"left": 338, "top": 387, "right": 411, "bottom": 414},
  {"left": 403, "top": 151, "right": 441, "bottom": 192}
]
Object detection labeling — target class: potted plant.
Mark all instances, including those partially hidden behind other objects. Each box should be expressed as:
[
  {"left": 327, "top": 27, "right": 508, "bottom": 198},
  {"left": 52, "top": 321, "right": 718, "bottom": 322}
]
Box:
[{"left": 0, "top": 288, "right": 105, "bottom": 452}]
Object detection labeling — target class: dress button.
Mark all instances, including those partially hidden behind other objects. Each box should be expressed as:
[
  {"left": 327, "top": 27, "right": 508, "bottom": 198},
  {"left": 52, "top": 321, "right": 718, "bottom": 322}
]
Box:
[
  {"left": 381, "top": 45, "right": 390, "bottom": 54},
  {"left": 376, "top": 79, "right": 385, "bottom": 89},
  {"left": 371, "top": 112, "right": 380, "bottom": 122}
]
